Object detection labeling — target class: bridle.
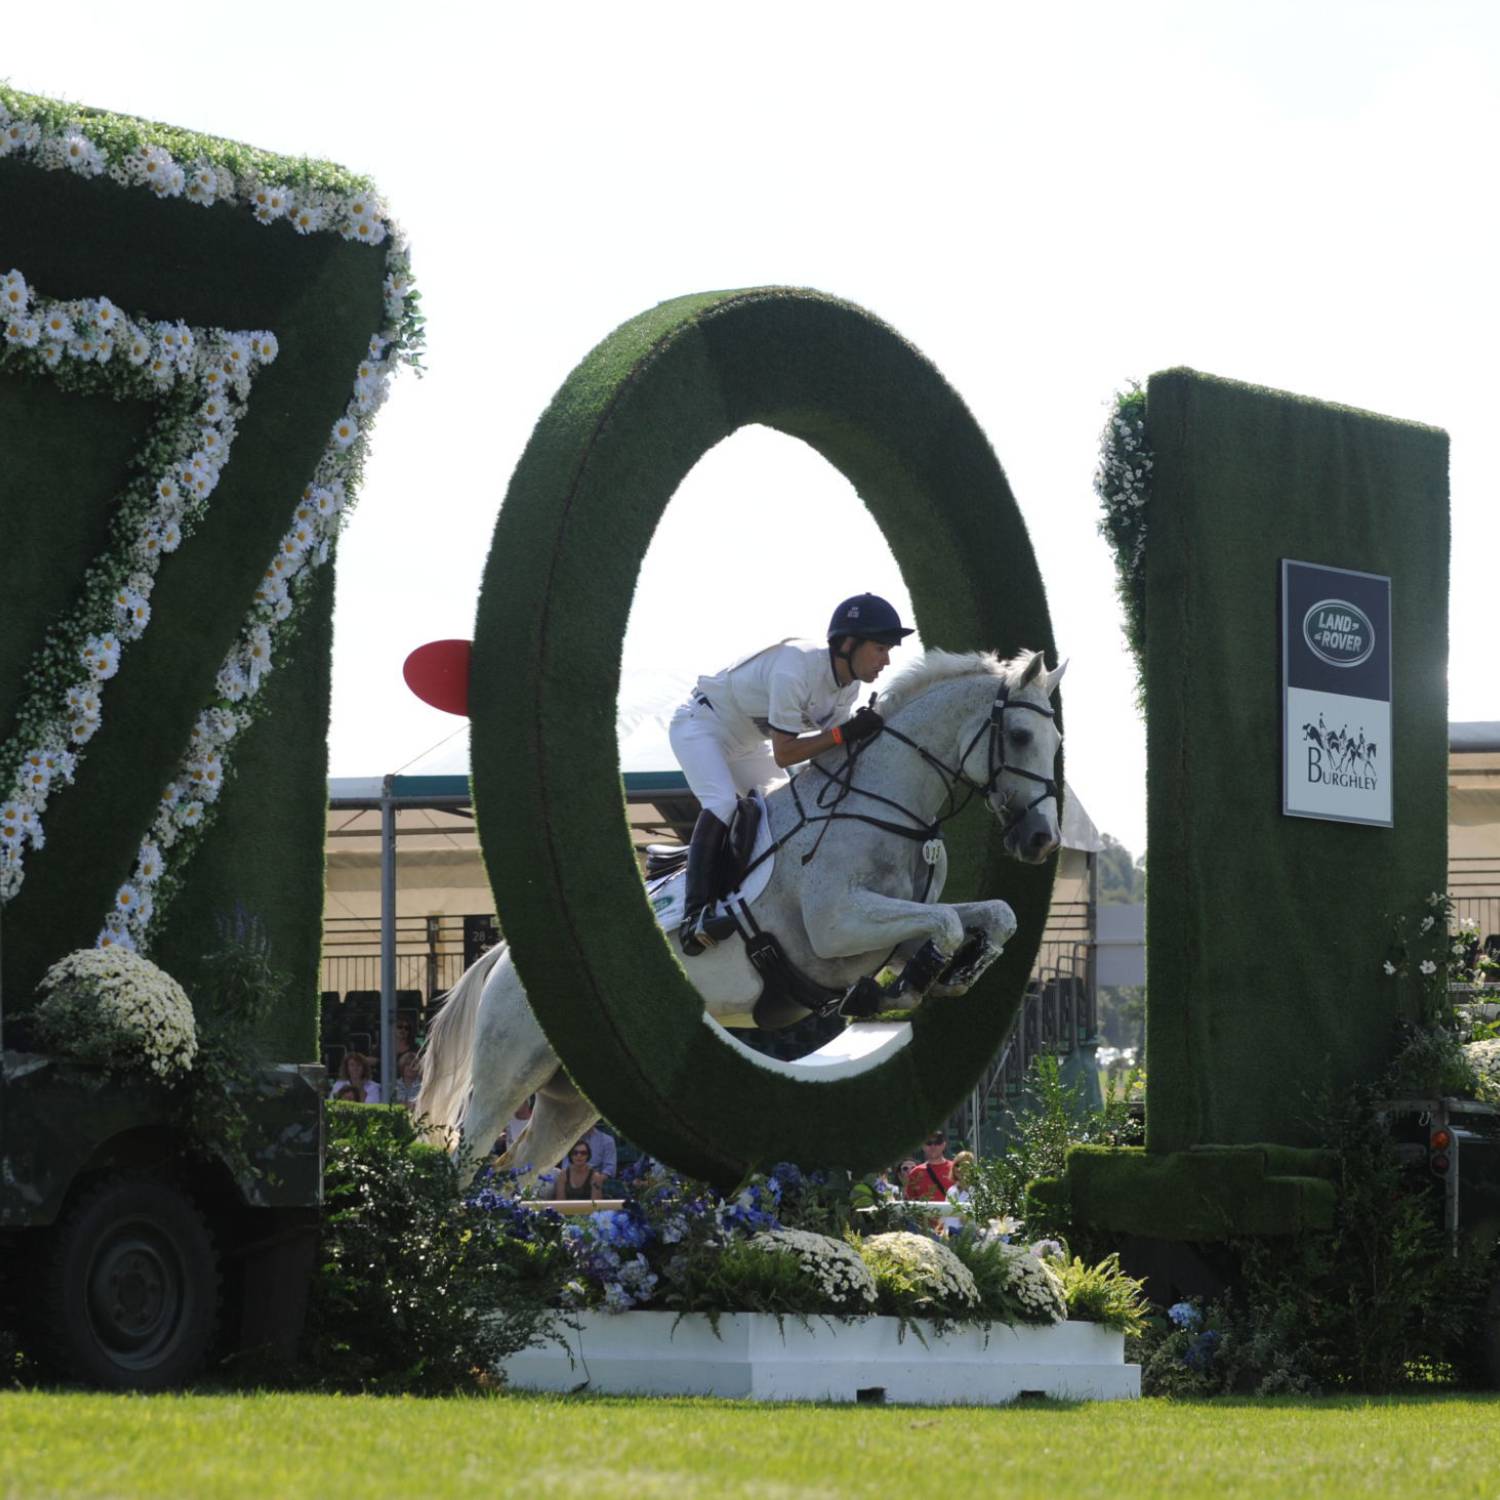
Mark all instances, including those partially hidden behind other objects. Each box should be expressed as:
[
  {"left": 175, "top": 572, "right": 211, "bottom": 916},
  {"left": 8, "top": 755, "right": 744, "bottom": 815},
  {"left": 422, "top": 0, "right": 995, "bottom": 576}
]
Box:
[{"left": 774, "top": 677, "right": 1060, "bottom": 880}]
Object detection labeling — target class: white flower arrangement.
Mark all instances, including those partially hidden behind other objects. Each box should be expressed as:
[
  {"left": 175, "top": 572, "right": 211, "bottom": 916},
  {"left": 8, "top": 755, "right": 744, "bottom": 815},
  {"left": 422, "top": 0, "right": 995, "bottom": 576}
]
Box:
[
  {"left": 34, "top": 946, "right": 197, "bottom": 1081},
  {"left": 0, "top": 86, "right": 421, "bottom": 954},
  {"left": 1464, "top": 1038, "right": 1500, "bottom": 1102},
  {"left": 747, "top": 1228, "right": 878, "bottom": 1313},
  {"left": 0, "top": 273, "right": 273, "bottom": 908},
  {"left": 858, "top": 1231, "right": 981, "bottom": 1314},
  {"left": 1009, "top": 1242, "right": 1069, "bottom": 1324}
]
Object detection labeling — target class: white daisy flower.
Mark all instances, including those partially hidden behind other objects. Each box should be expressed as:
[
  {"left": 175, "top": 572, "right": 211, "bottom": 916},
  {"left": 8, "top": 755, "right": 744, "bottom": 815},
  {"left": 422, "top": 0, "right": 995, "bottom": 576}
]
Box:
[
  {"left": 0, "top": 802, "right": 27, "bottom": 846},
  {"left": 4, "top": 317, "right": 39, "bottom": 347},
  {"left": 114, "top": 882, "right": 142, "bottom": 914},
  {"left": 331, "top": 413, "right": 359, "bottom": 448},
  {"left": 250, "top": 330, "right": 278, "bottom": 363},
  {"left": 177, "top": 799, "right": 205, "bottom": 828},
  {"left": 134, "top": 840, "right": 162, "bottom": 879},
  {"left": 215, "top": 661, "right": 249, "bottom": 701},
  {"left": 289, "top": 203, "right": 324, "bottom": 234},
  {"left": 1, "top": 273, "right": 28, "bottom": 314},
  {"left": 39, "top": 343, "right": 63, "bottom": 368},
  {"left": 147, "top": 354, "right": 176, "bottom": 385},
  {"left": 186, "top": 164, "right": 219, "bottom": 204},
  {"left": 154, "top": 475, "right": 181, "bottom": 506},
  {"left": 125, "top": 329, "right": 152, "bottom": 364},
  {"left": 92, "top": 297, "right": 120, "bottom": 331},
  {"left": 81, "top": 633, "right": 122, "bottom": 681},
  {"left": 159, "top": 521, "right": 182, "bottom": 553}
]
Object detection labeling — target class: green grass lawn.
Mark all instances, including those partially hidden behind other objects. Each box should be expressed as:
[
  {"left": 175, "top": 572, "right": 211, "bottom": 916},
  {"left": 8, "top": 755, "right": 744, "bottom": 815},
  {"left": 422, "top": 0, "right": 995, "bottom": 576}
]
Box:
[{"left": 2, "top": 1390, "right": 1499, "bottom": 1499}]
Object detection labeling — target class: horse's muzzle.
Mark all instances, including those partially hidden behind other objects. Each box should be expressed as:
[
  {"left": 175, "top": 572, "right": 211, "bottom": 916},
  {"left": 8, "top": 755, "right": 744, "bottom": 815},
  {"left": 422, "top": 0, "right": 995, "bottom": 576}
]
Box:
[{"left": 1003, "top": 806, "right": 1060, "bottom": 864}]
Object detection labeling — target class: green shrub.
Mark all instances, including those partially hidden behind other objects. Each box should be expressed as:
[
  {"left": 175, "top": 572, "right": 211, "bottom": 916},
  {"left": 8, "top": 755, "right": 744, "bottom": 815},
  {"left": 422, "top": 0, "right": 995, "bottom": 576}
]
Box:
[
  {"left": 300, "top": 1103, "right": 565, "bottom": 1393},
  {"left": 1045, "top": 1248, "right": 1149, "bottom": 1335}
]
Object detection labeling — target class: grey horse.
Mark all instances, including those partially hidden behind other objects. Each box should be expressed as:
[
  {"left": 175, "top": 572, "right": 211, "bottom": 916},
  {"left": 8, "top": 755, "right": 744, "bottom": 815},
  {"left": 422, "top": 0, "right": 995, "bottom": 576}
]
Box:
[{"left": 418, "top": 648, "right": 1066, "bottom": 1185}]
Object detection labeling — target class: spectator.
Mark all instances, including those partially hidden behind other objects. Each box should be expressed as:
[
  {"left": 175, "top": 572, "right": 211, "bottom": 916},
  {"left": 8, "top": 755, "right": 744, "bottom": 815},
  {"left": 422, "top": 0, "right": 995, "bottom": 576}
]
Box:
[
  {"left": 394, "top": 1018, "right": 418, "bottom": 1071},
  {"left": 895, "top": 1158, "right": 918, "bottom": 1193},
  {"left": 903, "top": 1130, "right": 953, "bottom": 1202},
  {"left": 553, "top": 1140, "right": 604, "bottom": 1202},
  {"left": 582, "top": 1124, "right": 618, "bottom": 1183},
  {"left": 392, "top": 1048, "right": 422, "bottom": 1110},
  {"left": 331, "top": 1052, "right": 382, "bottom": 1105},
  {"left": 943, "top": 1149, "right": 976, "bottom": 1234}
]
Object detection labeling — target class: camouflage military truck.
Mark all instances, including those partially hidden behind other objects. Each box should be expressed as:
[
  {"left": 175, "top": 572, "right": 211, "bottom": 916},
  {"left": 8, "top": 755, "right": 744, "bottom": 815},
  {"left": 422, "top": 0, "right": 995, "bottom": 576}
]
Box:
[{"left": 0, "top": 87, "right": 417, "bottom": 1387}]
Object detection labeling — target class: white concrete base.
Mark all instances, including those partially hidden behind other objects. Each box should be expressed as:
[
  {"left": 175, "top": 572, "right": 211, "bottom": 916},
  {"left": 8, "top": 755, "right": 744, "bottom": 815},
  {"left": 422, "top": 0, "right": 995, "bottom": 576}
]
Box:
[{"left": 500, "top": 1311, "right": 1139, "bottom": 1404}]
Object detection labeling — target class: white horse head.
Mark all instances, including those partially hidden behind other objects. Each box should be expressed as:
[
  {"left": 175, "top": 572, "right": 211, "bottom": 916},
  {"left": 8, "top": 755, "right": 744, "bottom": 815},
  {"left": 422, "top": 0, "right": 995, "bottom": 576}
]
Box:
[{"left": 985, "top": 649, "right": 1066, "bottom": 864}]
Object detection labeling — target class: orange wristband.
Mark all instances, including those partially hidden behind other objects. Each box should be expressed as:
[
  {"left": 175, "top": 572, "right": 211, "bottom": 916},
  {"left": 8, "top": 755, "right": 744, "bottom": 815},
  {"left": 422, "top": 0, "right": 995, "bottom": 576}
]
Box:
[{"left": 831, "top": 725, "right": 844, "bottom": 746}]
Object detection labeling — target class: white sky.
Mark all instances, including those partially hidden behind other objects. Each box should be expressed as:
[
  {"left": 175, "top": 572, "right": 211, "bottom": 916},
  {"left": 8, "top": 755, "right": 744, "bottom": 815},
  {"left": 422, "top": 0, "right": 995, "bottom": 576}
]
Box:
[{"left": 10, "top": 1, "right": 1500, "bottom": 859}]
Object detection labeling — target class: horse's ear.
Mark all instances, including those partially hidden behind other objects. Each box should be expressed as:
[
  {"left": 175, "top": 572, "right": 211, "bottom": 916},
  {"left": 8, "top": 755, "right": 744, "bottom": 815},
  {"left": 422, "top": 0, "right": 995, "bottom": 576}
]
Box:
[
  {"left": 1044, "top": 658, "right": 1069, "bottom": 697},
  {"left": 1019, "top": 650, "right": 1046, "bottom": 688}
]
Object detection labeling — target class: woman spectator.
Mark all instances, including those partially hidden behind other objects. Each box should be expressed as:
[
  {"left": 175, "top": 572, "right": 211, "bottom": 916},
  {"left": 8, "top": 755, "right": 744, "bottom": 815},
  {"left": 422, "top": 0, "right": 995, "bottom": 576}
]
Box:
[
  {"left": 392, "top": 1048, "right": 422, "bottom": 1110},
  {"left": 331, "top": 1052, "right": 382, "bottom": 1104},
  {"left": 553, "top": 1139, "right": 604, "bottom": 1202}
]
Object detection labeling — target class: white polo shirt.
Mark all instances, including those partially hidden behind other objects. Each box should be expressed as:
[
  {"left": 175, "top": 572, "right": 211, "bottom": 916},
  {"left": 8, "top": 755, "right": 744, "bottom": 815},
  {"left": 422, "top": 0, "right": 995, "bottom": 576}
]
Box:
[{"left": 694, "top": 639, "right": 859, "bottom": 741}]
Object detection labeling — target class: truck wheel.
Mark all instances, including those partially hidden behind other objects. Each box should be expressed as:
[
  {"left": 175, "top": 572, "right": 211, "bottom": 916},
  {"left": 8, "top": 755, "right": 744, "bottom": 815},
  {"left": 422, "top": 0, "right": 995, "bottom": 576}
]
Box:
[{"left": 42, "top": 1175, "right": 219, "bottom": 1390}]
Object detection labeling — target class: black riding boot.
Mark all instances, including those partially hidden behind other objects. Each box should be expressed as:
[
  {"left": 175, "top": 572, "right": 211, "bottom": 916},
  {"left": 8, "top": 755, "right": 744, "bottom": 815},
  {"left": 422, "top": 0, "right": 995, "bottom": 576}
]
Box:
[{"left": 679, "top": 809, "right": 735, "bottom": 956}]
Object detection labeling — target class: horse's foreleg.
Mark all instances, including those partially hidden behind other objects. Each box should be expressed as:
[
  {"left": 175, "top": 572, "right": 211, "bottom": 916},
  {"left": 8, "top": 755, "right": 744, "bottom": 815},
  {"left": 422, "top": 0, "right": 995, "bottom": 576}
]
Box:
[
  {"left": 927, "top": 898, "right": 1017, "bottom": 996},
  {"left": 803, "top": 884, "right": 967, "bottom": 963}
]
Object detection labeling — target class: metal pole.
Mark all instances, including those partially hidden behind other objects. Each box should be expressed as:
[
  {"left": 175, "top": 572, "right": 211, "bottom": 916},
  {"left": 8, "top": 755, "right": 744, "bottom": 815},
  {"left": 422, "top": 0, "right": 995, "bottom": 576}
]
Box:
[{"left": 379, "top": 777, "right": 396, "bottom": 1102}]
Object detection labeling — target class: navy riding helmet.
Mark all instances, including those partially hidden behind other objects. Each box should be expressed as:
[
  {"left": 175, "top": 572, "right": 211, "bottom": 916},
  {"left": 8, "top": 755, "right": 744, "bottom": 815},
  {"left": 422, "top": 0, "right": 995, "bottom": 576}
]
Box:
[{"left": 827, "top": 593, "right": 915, "bottom": 648}]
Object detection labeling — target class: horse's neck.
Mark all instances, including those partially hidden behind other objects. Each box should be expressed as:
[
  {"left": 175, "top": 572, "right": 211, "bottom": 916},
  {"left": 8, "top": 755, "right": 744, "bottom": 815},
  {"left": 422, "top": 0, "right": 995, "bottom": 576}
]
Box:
[{"left": 806, "top": 676, "right": 985, "bottom": 822}]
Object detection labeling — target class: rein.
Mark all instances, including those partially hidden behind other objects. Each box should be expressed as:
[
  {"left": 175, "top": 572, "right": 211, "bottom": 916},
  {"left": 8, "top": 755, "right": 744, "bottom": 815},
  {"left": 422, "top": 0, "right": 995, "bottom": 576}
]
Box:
[{"left": 740, "top": 677, "right": 1060, "bottom": 893}]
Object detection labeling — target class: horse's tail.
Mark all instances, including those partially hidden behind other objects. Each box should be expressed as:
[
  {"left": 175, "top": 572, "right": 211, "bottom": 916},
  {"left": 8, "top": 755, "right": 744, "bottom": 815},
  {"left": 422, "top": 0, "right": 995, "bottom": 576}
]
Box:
[{"left": 415, "top": 941, "right": 508, "bottom": 1146}]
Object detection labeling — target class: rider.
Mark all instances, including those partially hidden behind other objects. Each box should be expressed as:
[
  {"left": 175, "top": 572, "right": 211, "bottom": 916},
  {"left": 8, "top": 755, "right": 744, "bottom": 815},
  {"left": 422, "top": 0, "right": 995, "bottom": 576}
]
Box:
[{"left": 668, "top": 592, "right": 915, "bottom": 956}]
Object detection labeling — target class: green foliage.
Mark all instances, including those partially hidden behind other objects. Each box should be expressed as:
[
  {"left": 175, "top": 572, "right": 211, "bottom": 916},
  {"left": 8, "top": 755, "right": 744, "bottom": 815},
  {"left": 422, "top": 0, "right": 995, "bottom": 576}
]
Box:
[
  {"left": 855, "top": 1231, "right": 981, "bottom": 1324},
  {"left": 1382, "top": 1023, "right": 1484, "bottom": 1100},
  {"left": 1094, "top": 382, "right": 1151, "bottom": 696},
  {"left": 967, "top": 1056, "right": 1143, "bottom": 1236},
  {"left": 944, "top": 1231, "right": 1066, "bottom": 1325},
  {"left": 1096, "top": 831, "right": 1145, "bottom": 905},
  {"left": 300, "top": 1104, "right": 565, "bottom": 1394},
  {"left": 672, "top": 1232, "right": 876, "bottom": 1323},
  {"left": 173, "top": 908, "right": 286, "bottom": 1182},
  {"left": 1046, "top": 1249, "right": 1149, "bottom": 1335},
  {"left": 1138, "top": 1089, "right": 1497, "bottom": 1396}
]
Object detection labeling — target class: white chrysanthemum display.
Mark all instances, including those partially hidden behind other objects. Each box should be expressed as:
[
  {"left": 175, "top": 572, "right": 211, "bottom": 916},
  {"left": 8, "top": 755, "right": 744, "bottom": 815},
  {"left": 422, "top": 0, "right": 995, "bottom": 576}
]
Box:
[
  {"left": 858, "top": 1231, "right": 981, "bottom": 1314},
  {"left": 747, "top": 1228, "right": 878, "bottom": 1312},
  {"left": 1005, "top": 1243, "right": 1069, "bottom": 1324},
  {"left": 35, "top": 947, "right": 197, "bottom": 1081},
  {"left": 1465, "top": 1038, "right": 1500, "bottom": 1100}
]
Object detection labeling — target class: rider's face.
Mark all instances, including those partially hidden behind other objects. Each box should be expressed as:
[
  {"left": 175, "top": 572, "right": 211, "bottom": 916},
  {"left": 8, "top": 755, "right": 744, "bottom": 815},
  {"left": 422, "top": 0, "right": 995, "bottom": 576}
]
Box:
[{"left": 851, "top": 639, "right": 892, "bottom": 683}]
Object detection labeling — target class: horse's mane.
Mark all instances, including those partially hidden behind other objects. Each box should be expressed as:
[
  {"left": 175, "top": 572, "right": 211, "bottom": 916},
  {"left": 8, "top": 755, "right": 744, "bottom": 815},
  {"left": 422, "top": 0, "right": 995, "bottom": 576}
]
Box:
[{"left": 876, "top": 648, "right": 1036, "bottom": 717}]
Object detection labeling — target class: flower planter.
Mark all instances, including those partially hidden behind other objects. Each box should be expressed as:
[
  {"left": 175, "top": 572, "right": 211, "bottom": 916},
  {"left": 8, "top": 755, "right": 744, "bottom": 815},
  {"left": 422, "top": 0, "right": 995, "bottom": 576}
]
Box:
[{"left": 499, "top": 1310, "right": 1139, "bottom": 1404}]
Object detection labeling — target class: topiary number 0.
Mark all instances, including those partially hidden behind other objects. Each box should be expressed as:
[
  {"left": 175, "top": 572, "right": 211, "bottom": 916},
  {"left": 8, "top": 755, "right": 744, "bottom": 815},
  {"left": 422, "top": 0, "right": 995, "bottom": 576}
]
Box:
[{"left": 470, "top": 288, "right": 1057, "bottom": 1186}]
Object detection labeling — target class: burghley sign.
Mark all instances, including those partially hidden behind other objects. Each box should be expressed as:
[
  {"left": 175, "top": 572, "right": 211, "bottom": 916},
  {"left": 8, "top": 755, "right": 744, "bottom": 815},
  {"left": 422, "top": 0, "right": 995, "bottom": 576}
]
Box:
[{"left": 1282, "top": 560, "right": 1392, "bottom": 826}]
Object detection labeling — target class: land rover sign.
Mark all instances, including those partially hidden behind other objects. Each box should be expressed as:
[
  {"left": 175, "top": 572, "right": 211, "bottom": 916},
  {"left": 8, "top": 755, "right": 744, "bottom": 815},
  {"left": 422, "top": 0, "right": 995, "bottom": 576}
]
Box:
[{"left": 1282, "top": 559, "right": 1392, "bottom": 826}]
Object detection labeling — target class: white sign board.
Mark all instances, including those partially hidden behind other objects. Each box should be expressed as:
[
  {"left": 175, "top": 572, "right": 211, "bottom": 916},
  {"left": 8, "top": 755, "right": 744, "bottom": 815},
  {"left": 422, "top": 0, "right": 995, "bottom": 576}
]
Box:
[{"left": 1282, "top": 559, "right": 1392, "bottom": 827}]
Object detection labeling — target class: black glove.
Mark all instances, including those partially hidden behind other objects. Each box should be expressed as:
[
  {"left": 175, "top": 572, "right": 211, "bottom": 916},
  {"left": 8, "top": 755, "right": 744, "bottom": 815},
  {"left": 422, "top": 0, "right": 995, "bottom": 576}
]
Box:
[{"left": 839, "top": 705, "right": 884, "bottom": 746}]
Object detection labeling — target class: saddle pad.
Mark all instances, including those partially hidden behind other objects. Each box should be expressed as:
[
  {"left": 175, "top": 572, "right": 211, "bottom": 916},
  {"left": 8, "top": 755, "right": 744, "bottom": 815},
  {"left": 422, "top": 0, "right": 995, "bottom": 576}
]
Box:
[{"left": 645, "top": 788, "right": 775, "bottom": 934}]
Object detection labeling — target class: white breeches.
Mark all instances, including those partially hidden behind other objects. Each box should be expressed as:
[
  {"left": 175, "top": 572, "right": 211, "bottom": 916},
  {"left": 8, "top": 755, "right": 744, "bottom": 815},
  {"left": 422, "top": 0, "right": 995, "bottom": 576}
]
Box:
[{"left": 669, "top": 700, "right": 782, "bottom": 825}]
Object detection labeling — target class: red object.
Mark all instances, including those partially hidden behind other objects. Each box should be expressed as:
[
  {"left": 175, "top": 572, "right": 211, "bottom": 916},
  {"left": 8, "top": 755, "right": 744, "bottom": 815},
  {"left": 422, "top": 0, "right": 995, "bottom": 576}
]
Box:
[
  {"left": 903, "top": 1157, "right": 954, "bottom": 1202},
  {"left": 403, "top": 639, "right": 473, "bottom": 717},
  {"left": 1430, "top": 1128, "right": 1452, "bottom": 1151}
]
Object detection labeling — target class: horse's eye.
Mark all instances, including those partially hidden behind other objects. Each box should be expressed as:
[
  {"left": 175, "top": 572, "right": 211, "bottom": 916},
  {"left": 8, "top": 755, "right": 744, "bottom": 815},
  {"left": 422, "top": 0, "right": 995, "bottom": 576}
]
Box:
[{"left": 1009, "top": 728, "right": 1032, "bottom": 748}]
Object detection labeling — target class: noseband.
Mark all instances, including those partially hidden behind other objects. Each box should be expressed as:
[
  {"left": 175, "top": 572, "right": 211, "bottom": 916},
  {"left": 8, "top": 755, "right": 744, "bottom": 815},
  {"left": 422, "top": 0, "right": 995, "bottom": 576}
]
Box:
[{"left": 962, "top": 680, "right": 1061, "bottom": 838}]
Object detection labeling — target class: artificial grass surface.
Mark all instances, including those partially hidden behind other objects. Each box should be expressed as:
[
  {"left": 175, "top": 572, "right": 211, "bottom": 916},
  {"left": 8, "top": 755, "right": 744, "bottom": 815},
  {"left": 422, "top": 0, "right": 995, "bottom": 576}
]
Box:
[
  {"left": 1141, "top": 369, "right": 1449, "bottom": 1156},
  {"left": 1, "top": 1390, "right": 1498, "bottom": 1498}
]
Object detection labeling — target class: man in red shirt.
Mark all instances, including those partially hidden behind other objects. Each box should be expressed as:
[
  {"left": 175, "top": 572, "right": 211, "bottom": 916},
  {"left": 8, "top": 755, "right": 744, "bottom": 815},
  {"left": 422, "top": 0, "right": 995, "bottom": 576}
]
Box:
[{"left": 903, "top": 1130, "right": 954, "bottom": 1202}]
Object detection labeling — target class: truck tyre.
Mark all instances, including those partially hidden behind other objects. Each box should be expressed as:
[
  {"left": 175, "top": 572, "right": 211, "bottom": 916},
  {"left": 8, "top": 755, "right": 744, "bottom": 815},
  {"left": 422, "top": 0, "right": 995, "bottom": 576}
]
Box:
[{"left": 42, "top": 1174, "right": 219, "bottom": 1390}]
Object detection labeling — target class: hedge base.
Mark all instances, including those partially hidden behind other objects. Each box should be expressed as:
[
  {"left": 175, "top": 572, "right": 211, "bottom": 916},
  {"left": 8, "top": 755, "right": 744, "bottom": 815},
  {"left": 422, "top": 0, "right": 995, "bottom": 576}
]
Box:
[
  {"left": 499, "top": 1311, "right": 1138, "bottom": 1404},
  {"left": 1036, "top": 1143, "right": 1340, "bottom": 1240}
]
